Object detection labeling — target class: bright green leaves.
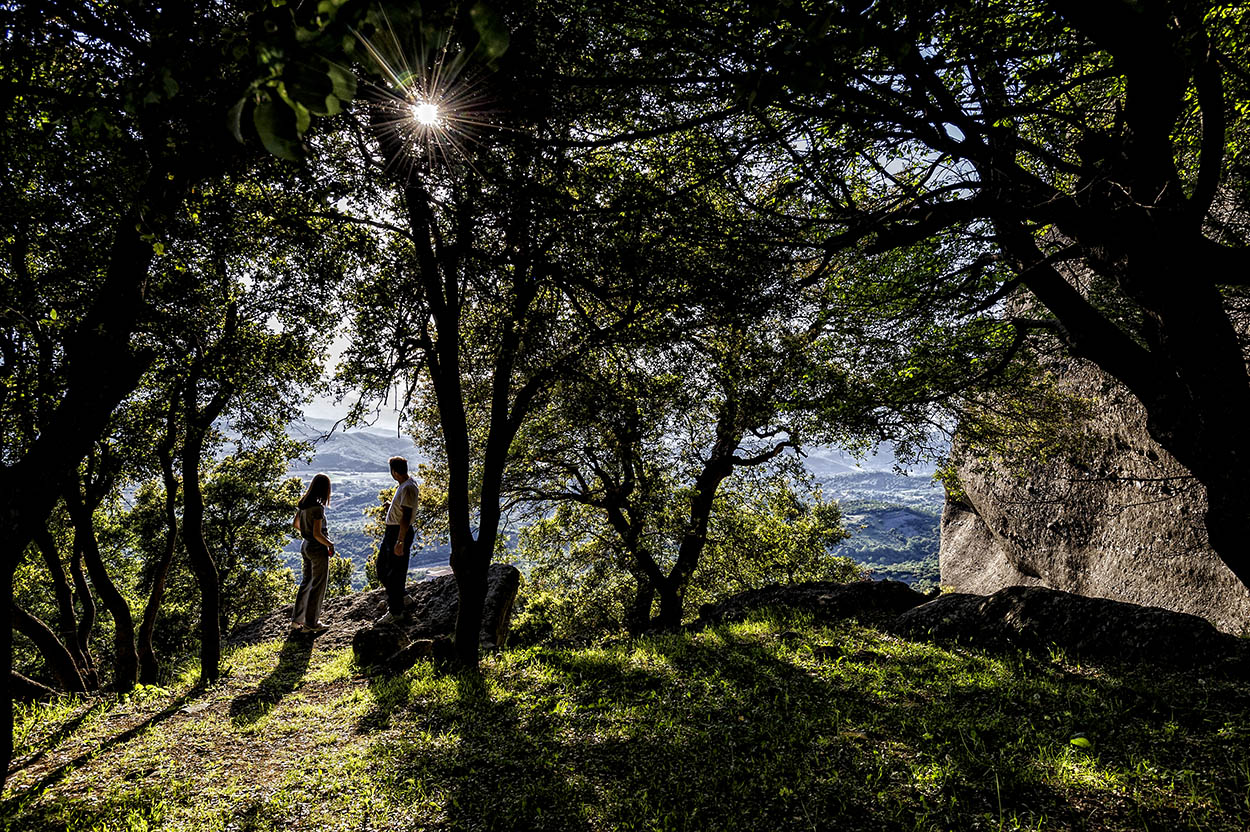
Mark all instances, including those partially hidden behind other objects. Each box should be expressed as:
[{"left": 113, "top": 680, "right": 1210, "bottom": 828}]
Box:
[{"left": 1069, "top": 733, "right": 1094, "bottom": 751}]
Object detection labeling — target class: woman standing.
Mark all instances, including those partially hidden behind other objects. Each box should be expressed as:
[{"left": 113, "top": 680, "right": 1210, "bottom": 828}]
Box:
[{"left": 291, "top": 473, "right": 335, "bottom": 634}]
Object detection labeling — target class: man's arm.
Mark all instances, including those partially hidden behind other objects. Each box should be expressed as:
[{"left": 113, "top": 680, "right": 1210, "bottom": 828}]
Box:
[{"left": 393, "top": 499, "right": 413, "bottom": 556}]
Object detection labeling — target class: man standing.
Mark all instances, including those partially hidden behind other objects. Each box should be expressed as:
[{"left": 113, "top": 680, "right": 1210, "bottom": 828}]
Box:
[{"left": 376, "top": 456, "right": 419, "bottom": 625}]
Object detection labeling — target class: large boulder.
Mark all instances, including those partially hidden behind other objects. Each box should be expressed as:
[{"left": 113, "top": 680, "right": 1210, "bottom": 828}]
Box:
[
  {"left": 394, "top": 562, "right": 521, "bottom": 648},
  {"left": 892, "top": 585, "right": 1250, "bottom": 673},
  {"left": 941, "top": 356, "right": 1250, "bottom": 635},
  {"left": 695, "top": 579, "right": 930, "bottom": 628}
]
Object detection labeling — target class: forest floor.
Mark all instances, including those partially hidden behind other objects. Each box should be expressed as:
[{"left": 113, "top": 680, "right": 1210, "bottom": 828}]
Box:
[{"left": 4, "top": 611, "right": 1250, "bottom": 831}]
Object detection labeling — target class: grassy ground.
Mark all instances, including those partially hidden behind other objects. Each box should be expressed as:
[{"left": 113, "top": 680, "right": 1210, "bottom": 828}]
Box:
[{"left": 4, "top": 613, "right": 1249, "bottom": 831}]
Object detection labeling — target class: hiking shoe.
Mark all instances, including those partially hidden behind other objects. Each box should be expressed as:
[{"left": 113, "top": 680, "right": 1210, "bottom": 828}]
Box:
[
  {"left": 375, "top": 612, "right": 397, "bottom": 626},
  {"left": 304, "top": 623, "right": 330, "bottom": 634}
]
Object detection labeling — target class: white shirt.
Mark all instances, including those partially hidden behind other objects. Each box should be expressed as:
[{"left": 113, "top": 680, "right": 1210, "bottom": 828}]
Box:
[{"left": 386, "top": 477, "right": 419, "bottom": 525}]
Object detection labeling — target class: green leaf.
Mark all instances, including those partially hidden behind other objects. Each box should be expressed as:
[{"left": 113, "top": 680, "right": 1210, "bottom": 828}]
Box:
[
  {"left": 285, "top": 62, "right": 335, "bottom": 116},
  {"left": 292, "top": 100, "right": 311, "bottom": 134},
  {"left": 326, "top": 63, "right": 357, "bottom": 102},
  {"left": 1069, "top": 735, "right": 1093, "bottom": 750},
  {"left": 252, "top": 99, "right": 301, "bottom": 161}
]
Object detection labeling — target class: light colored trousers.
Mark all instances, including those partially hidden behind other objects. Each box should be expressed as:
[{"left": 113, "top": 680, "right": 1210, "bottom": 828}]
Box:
[{"left": 292, "top": 544, "right": 330, "bottom": 627}]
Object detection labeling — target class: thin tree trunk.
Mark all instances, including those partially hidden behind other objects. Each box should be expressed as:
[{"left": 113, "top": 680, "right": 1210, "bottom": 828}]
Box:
[
  {"left": 654, "top": 445, "right": 737, "bottom": 631},
  {"left": 65, "top": 489, "right": 138, "bottom": 692},
  {"left": 33, "top": 525, "right": 91, "bottom": 680},
  {"left": 11, "top": 604, "right": 85, "bottom": 692},
  {"left": 182, "top": 422, "right": 221, "bottom": 685},
  {"left": 178, "top": 314, "right": 237, "bottom": 686},
  {"left": 138, "top": 419, "right": 179, "bottom": 685},
  {"left": 70, "top": 541, "right": 98, "bottom": 686},
  {"left": 2, "top": 555, "right": 15, "bottom": 787}
]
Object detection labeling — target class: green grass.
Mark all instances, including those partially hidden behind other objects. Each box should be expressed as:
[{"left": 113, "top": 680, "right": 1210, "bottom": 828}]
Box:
[{"left": 5, "top": 612, "right": 1250, "bottom": 830}]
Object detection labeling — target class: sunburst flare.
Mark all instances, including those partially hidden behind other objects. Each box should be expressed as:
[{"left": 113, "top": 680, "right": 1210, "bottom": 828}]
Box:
[{"left": 352, "top": 12, "right": 501, "bottom": 177}]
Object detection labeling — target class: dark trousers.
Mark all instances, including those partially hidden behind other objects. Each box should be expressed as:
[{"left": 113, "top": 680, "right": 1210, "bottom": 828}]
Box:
[{"left": 376, "top": 524, "right": 416, "bottom": 615}]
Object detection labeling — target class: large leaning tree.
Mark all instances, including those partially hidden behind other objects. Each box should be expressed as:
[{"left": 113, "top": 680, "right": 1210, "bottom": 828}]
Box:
[{"left": 611, "top": 0, "right": 1250, "bottom": 584}]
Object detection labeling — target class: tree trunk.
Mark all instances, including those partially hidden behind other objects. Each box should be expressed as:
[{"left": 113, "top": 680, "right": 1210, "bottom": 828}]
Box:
[
  {"left": 655, "top": 579, "right": 684, "bottom": 631},
  {"left": 11, "top": 604, "right": 85, "bottom": 692},
  {"left": 70, "top": 542, "right": 98, "bottom": 687},
  {"left": 138, "top": 434, "right": 179, "bottom": 685},
  {"left": 451, "top": 543, "right": 489, "bottom": 668},
  {"left": 654, "top": 438, "right": 738, "bottom": 631},
  {"left": 182, "top": 424, "right": 221, "bottom": 685},
  {"left": 2, "top": 555, "right": 15, "bottom": 789},
  {"left": 0, "top": 206, "right": 157, "bottom": 790},
  {"left": 33, "top": 525, "right": 91, "bottom": 682},
  {"left": 625, "top": 578, "right": 655, "bottom": 636},
  {"left": 65, "top": 489, "right": 138, "bottom": 692}
]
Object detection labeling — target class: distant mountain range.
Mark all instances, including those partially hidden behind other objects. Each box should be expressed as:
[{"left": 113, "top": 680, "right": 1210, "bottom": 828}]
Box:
[
  {"left": 287, "top": 417, "right": 420, "bottom": 473},
  {"left": 282, "top": 418, "right": 946, "bottom": 590}
]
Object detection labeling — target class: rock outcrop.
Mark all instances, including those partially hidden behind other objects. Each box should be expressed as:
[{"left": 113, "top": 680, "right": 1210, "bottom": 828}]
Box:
[
  {"left": 232, "top": 563, "right": 522, "bottom": 665},
  {"left": 892, "top": 585, "right": 1250, "bottom": 674},
  {"left": 695, "top": 579, "right": 930, "bottom": 628},
  {"left": 941, "top": 357, "right": 1250, "bottom": 634}
]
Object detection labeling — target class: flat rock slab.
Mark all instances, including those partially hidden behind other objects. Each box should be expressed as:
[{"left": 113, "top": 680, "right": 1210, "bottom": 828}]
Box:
[
  {"left": 695, "top": 579, "right": 931, "bottom": 628},
  {"left": 231, "top": 563, "right": 522, "bottom": 657},
  {"left": 891, "top": 585, "right": 1250, "bottom": 674}
]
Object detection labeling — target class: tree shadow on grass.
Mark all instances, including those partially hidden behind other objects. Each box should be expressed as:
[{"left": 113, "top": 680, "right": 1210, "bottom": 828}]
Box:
[
  {"left": 1, "top": 690, "right": 195, "bottom": 821},
  {"left": 363, "top": 626, "right": 1250, "bottom": 831},
  {"left": 228, "top": 632, "right": 314, "bottom": 727},
  {"left": 8, "top": 697, "right": 111, "bottom": 777},
  {"left": 355, "top": 670, "right": 416, "bottom": 733},
  {"left": 364, "top": 665, "right": 596, "bottom": 830}
]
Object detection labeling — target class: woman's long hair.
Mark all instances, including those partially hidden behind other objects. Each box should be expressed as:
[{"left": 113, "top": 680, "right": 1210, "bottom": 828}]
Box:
[{"left": 298, "top": 473, "right": 331, "bottom": 509}]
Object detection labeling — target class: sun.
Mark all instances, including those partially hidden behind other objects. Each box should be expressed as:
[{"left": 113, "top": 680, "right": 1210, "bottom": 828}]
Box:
[
  {"left": 410, "top": 101, "right": 440, "bottom": 126},
  {"left": 352, "top": 17, "right": 500, "bottom": 174}
]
